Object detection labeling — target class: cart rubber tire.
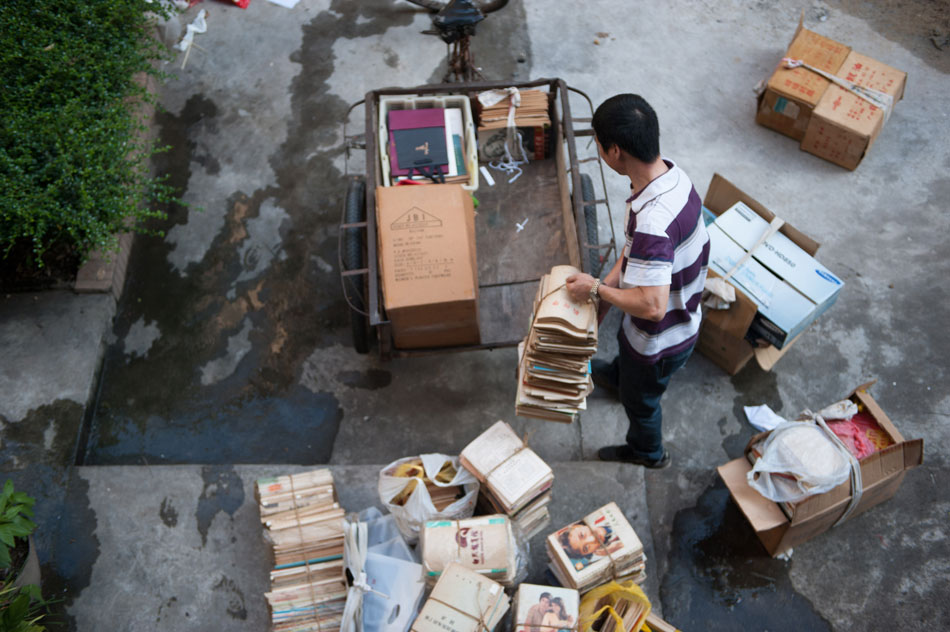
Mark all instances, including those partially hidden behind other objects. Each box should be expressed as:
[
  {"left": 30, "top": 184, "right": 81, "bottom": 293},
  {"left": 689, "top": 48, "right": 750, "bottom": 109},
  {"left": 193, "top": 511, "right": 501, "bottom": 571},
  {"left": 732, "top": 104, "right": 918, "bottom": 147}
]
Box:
[
  {"left": 580, "top": 173, "right": 601, "bottom": 277},
  {"left": 343, "top": 177, "right": 370, "bottom": 354}
]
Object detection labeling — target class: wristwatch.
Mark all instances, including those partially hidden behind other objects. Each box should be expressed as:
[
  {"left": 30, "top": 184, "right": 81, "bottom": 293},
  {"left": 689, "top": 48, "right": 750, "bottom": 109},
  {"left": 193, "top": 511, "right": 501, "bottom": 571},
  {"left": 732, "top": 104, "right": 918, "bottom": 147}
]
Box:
[{"left": 589, "top": 278, "right": 602, "bottom": 303}]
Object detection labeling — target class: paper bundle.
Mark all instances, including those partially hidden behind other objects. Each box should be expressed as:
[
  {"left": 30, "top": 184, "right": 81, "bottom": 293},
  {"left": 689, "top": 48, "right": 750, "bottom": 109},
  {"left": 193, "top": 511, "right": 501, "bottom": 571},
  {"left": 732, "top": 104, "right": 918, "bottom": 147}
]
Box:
[
  {"left": 512, "top": 583, "right": 579, "bottom": 632},
  {"left": 420, "top": 514, "right": 519, "bottom": 585},
  {"left": 546, "top": 502, "right": 646, "bottom": 593},
  {"left": 460, "top": 420, "right": 554, "bottom": 538},
  {"left": 516, "top": 265, "right": 597, "bottom": 423},
  {"left": 410, "top": 562, "right": 510, "bottom": 632},
  {"left": 478, "top": 89, "right": 550, "bottom": 130},
  {"left": 340, "top": 508, "right": 426, "bottom": 632},
  {"left": 256, "top": 469, "right": 347, "bottom": 632}
]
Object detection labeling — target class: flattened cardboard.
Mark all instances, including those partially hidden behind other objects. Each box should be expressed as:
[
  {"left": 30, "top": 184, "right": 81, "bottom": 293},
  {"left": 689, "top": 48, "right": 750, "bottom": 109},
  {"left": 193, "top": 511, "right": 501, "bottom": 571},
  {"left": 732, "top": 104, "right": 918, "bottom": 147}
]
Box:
[
  {"left": 376, "top": 184, "right": 480, "bottom": 348},
  {"left": 718, "top": 383, "right": 923, "bottom": 556},
  {"left": 801, "top": 51, "right": 908, "bottom": 170}
]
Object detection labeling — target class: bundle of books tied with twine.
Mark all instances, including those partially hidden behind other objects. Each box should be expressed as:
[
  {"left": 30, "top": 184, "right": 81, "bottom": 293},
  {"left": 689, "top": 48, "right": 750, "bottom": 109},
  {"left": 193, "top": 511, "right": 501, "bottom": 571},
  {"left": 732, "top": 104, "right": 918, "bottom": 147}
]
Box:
[
  {"left": 420, "top": 514, "right": 523, "bottom": 586},
  {"left": 546, "top": 502, "right": 646, "bottom": 593},
  {"left": 512, "top": 583, "right": 579, "bottom": 632},
  {"left": 460, "top": 420, "right": 554, "bottom": 538},
  {"left": 256, "top": 469, "right": 347, "bottom": 632},
  {"left": 410, "top": 562, "right": 510, "bottom": 632},
  {"left": 516, "top": 265, "right": 597, "bottom": 423},
  {"left": 477, "top": 88, "right": 551, "bottom": 163}
]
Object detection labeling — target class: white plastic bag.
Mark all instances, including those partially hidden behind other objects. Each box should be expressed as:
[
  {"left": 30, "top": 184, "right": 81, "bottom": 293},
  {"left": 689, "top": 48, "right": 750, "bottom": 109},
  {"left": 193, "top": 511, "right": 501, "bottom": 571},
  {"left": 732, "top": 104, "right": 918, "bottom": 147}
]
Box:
[
  {"left": 342, "top": 508, "right": 426, "bottom": 632},
  {"left": 747, "top": 421, "right": 851, "bottom": 503},
  {"left": 378, "top": 454, "right": 478, "bottom": 543}
]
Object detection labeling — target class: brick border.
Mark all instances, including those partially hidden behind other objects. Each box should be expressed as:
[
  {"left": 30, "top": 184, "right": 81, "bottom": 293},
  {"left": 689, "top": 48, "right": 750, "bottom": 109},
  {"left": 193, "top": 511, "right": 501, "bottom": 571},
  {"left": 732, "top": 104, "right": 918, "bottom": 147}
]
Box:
[{"left": 73, "top": 72, "right": 158, "bottom": 303}]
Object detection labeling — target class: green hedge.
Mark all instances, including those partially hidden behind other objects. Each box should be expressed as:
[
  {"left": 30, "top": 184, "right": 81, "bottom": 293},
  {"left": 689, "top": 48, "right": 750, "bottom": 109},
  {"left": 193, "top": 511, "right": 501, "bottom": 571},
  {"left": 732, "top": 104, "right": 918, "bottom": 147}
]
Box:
[{"left": 0, "top": 0, "right": 177, "bottom": 269}]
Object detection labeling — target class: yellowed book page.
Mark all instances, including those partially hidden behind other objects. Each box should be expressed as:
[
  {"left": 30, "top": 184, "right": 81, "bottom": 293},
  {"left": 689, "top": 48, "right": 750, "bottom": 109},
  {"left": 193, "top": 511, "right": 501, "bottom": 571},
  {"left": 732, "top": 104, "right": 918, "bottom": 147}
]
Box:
[
  {"left": 535, "top": 265, "right": 592, "bottom": 333},
  {"left": 487, "top": 449, "right": 552, "bottom": 509},
  {"left": 416, "top": 563, "right": 509, "bottom": 632},
  {"left": 461, "top": 421, "right": 524, "bottom": 478}
]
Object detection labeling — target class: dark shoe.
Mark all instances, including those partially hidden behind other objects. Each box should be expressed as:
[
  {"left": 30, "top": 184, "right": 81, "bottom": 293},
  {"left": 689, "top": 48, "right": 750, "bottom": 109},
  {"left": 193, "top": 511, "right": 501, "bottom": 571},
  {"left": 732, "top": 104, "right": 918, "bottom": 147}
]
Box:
[
  {"left": 597, "top": 444, "right": 671, "bottom": 469},
  {"left": 591, "top": 358, "right": 619, "bottom": 399}
]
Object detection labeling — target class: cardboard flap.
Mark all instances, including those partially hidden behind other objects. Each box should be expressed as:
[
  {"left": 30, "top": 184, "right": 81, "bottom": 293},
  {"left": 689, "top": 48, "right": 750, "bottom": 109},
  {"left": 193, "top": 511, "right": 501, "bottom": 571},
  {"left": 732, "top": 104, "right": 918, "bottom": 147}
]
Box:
[
  {"left": 704, "top": 174, "right": 820, "bottom": 256},
  {"left": 903, "top": 438, "right": 924, "bottom": 469},
  {"left": 704, "top": 269, "right": 758, "bottom": 338},
  {"left": 753, "top": 329, "right": 804, "bottom": 370},
  {"left": 717, "top": 458, "right": 788, "bottom": 532}
]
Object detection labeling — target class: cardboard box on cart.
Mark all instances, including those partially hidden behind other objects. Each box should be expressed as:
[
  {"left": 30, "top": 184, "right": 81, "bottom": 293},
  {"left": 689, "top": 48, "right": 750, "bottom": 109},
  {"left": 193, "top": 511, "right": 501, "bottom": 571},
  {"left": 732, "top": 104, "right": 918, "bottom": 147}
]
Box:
[
  {"left": 376, "top": 184, "right": 480, "bottom": 349},
  {"left": 717, "top": 382, "right": 923, "bottom": 557},
  {"left": 696, "top": 173, "right": 837, "bottom": 375}
]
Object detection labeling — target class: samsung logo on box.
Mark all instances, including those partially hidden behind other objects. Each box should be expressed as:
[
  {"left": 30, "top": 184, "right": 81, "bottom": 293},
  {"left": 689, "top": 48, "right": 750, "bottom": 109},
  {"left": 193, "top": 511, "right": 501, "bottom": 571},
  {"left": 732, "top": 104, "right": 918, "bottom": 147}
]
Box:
[{"left": 815, "top": 269, "right": 842, "bottom": 285}]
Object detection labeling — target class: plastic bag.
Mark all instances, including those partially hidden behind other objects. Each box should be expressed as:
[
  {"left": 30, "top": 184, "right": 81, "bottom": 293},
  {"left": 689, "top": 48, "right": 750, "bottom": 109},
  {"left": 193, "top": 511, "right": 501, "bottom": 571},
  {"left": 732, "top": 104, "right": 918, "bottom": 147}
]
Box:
[
  {"left": 747, "top": 421, "right": 851, "bottom": 503},
  {"left": 378, "top": 454, "right": 479, "bottom": 543},
  {"left": 342, "top": 508, "right": 426, "bottom": 632},
  {"left": 578, "top": 580, "right": 651, "bottom": 632}
]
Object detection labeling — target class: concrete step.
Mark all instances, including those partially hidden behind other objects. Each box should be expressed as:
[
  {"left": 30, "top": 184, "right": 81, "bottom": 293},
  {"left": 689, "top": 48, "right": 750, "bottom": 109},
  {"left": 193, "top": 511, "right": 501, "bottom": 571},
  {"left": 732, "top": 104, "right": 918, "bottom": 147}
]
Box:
[{"left": 61, "top": 463, "right": 658, "bottom": 632}]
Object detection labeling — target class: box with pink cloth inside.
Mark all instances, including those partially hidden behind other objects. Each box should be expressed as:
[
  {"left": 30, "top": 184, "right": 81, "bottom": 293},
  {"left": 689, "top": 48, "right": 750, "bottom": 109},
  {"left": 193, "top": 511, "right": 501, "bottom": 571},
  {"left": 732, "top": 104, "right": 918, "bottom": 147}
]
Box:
[{"left": 717, "top": 381, "right": 923, "bottom": 557}]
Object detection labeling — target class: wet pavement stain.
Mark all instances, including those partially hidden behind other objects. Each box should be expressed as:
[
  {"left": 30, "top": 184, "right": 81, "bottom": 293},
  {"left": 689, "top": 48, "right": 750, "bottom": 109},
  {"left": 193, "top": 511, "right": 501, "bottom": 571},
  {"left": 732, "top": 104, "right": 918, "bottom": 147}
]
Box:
[
  {"left": 337, "top": 368, "right": 392, "bottom": 390},
  {"left": 40, "top": 470, "right": 100, "bottom": 631},
  {"left": 0, "top": 400, "right": 84, "bottom": 467},
  {"left": 212, "top": 575, "right": 248, "bottom": 621},
  {"left": 195, "top": 465, "right": 244, "bottom": 546},
  {"left": 159, "top": 497, "right": 179, "bottom": 527},
  {"left": 661, "top": 479, "right": 831, "bottom": 631}
]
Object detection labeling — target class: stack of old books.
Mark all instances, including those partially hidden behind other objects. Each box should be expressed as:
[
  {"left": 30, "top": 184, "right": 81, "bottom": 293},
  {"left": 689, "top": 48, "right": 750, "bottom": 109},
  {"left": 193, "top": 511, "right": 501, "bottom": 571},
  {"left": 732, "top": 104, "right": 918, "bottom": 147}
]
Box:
[
  {"left": 410, "top": 562, "right": 510, "bottom": 632},
  {"left": 512, "top": 584, "right": 579, "bottom": 632},
  {"left": 477, "top": 89, "right": 551, "bottom": 161},
  {"left": 546, "top": 502, "right": 646, "bottom": 593},
  {"left": 420, "top": 514, "right": 519, "bottom": 586},
  {"left": 460, "top": 420, "right": 553, "bottom": 538},
  {"left": 256, "top": 469, "right": 347, "bottom": 632},
  {"left": 516, "top": 265, "right": 597, "bottom": 423}
]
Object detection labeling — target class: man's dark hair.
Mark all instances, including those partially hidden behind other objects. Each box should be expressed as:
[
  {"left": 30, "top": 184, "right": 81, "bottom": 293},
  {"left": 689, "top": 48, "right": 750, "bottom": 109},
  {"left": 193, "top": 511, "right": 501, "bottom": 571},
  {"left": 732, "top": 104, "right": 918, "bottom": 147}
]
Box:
[
  {"left": 592, "top": 94, "right": 660, "bottom": 163},
  {"left": 540, "top": 592, "right": 552, "bottom": 601}
]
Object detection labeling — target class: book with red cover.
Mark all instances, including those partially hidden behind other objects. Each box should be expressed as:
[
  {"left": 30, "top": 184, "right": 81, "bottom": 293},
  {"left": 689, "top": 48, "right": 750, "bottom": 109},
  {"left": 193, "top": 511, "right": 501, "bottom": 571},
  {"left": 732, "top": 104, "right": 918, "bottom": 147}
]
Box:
[{"left": 388, "top": 108, "right": 448, "bottom": 177}]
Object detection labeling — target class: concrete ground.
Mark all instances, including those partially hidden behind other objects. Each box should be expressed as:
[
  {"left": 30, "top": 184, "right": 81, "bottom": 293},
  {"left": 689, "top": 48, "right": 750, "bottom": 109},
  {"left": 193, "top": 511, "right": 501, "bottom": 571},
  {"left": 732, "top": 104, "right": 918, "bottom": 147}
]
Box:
[{"left": 1, "top": 0, "right": 949, "bottom": 630}]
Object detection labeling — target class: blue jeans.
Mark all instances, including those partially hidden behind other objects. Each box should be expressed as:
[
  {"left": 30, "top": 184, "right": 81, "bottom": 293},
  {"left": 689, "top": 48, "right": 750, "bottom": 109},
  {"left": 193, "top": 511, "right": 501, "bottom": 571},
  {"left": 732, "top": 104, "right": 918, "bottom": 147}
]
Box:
[{"left": 604, "top": 340, "right": 694, "bottom": 461}]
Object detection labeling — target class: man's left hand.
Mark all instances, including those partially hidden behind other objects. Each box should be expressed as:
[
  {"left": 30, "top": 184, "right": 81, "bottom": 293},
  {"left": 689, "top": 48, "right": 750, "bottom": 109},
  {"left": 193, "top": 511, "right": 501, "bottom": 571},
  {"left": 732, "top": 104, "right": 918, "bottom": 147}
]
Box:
[{"left": 565, "top": 273, "right": 595, "bottom": 304}]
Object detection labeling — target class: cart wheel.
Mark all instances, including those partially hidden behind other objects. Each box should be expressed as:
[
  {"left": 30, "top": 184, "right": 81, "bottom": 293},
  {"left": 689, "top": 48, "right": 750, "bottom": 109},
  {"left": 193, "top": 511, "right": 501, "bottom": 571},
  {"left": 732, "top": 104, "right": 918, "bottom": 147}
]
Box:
[
  {"left": 343, "top": 177, "right": 370, "bottom": 354},
  {"left": 580, "top": 173, "right": 602, "bottom": 277}
]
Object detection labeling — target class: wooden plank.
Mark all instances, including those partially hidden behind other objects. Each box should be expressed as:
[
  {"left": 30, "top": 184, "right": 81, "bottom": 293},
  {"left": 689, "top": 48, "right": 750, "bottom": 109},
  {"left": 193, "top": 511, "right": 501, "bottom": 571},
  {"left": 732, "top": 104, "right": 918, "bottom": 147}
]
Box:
[
  {"left": 476, "top": 281, "right": 537, "bottom": 346},
  {"left": 475, "top": 159, "right": 569, "bottom": 286}
]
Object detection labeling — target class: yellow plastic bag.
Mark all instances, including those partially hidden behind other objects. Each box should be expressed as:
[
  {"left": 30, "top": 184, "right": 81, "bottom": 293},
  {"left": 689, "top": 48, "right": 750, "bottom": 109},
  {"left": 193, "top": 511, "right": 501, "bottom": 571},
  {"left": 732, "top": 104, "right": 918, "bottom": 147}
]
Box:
[{"left": 578, "top": 580, "right": 652, "bottom": 632}]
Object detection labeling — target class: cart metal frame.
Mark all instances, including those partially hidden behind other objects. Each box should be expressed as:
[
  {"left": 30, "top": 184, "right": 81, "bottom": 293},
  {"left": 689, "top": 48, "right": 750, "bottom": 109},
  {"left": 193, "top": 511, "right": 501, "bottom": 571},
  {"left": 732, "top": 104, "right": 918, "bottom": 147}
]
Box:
[{"left": 340, "top": 77, "right": 616, "bottom": 359}]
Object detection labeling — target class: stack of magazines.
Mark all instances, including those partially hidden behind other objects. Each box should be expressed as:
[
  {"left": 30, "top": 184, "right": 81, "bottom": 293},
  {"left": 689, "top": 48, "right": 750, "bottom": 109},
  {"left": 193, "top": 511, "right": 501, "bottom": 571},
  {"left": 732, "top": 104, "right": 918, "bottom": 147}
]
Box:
[
  {"left": 256, "top": 469, "right": 347, "bottom": 632},
  {"left": 460, "top": 420, "right": 554, "bottom": 538},
  {"left": 512, "top": 584, "right": 579, "bottom": 632},
  {"left": 516, "top": 265, "right": 597, "bottom": 423},
  {"left": 546, "top": 502, "right": 646, "bottom": 592}
]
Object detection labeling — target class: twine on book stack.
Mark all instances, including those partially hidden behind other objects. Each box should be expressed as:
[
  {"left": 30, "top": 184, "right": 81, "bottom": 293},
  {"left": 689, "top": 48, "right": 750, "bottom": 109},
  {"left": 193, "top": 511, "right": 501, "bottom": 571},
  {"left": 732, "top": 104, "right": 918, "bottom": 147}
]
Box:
[
  {"left": 429, "top": 582, "right": 496, "bottom": 632},
  {"left": 481, "top": 429, "right": 536, "bottom": 486},
  {"left": 519, "top": 282, "right": 595, "bottom": 367},
  {"left": 289, "top": 473, "right": 323, "bottom": 632}
]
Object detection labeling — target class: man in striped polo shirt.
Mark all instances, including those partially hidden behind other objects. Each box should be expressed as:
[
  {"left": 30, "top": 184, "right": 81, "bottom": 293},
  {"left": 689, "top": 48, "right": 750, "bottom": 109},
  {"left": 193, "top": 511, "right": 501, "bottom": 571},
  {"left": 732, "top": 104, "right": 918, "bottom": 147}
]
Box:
[{"left": 566, "top": 94, "right": 709, "bottom": 469}]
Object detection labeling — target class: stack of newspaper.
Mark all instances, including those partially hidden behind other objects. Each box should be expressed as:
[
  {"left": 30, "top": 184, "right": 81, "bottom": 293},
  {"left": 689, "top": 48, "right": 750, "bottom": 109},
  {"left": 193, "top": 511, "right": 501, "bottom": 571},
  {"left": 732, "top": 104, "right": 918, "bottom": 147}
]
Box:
[
  {"left": 256, "top": 469, "right": 347, "bottom": 632},
  {"left": 516, "top": 265, "right": 597, "bottom": 423},
  {"left": 420, "top": 514, "right": 519, "bottom": 585},
  {"left": 411, "top": 562, "right": 510, "bottom": 632},
  {"left": 546, "top": 502, "right": 646, "bottom": 593},
  {"left": 460, "top": 420, "right": 553, "bottom": 538}
]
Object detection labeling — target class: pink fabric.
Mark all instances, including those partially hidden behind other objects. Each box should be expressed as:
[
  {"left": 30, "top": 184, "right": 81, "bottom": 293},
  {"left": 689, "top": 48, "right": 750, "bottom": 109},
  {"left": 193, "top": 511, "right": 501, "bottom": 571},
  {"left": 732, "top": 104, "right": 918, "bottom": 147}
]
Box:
[{"left": 826, "top": 411, "right": 887, "bottom": 460}]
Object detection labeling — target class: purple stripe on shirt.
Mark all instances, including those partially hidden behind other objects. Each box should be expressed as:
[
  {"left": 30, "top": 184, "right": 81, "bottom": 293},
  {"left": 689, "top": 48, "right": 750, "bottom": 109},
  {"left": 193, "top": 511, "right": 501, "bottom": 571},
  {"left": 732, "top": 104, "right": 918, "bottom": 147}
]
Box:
[
  {"left": 628, "top": 232, "right": 674, "bottom": 263},
  {"left": 666, "top": 189, "right": 703, "bottom": 247},
  {"left": 620, "top": 329, "right": 700, "bottom": 365},
  {"left": 630, "top": 289, "right": 705, "bottom": 333}
]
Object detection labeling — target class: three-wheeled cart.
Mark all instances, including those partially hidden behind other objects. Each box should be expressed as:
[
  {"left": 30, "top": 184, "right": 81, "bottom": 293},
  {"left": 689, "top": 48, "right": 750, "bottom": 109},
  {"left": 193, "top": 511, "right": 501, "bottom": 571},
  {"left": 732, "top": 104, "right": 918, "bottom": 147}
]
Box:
[{"left": 340, "top": 78, "right": 616, "bottom": 359}]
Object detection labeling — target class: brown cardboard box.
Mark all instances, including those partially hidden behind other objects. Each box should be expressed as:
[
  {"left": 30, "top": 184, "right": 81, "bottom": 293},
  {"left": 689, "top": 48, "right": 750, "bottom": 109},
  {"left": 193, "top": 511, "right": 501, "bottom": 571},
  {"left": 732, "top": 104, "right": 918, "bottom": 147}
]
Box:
[
  {"left": 800, "top": 51, "right": 907, "bottom": 170},
  {"left": 756, "top": 22, "right": 851, "bottom": 141},
  {"left": 717, "top": 382, "right": 923, "bottom": 557},
  {"left": 697, "top": 174, "right": 820, "bottom": 375},
  {"left": 376, "top": 184, "right": 480, "bottom": 349},
  {"left": 756, "top": 16, "right": 906, "bottom": 169}
]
